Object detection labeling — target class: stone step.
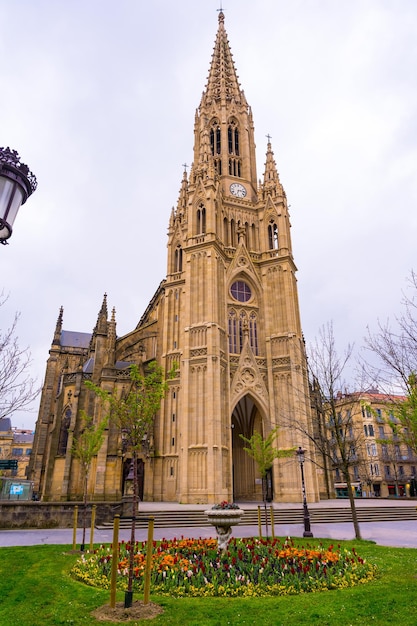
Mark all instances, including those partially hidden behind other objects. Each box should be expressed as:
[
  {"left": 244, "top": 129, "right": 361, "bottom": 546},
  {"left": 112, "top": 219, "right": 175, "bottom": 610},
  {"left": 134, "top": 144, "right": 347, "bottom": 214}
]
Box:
[{"left": 97, "top": 505, "right": 417, "bottom": 530}]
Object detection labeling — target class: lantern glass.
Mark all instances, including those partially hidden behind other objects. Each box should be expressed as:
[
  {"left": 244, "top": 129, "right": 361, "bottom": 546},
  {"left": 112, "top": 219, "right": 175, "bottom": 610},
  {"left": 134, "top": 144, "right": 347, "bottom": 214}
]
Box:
[
  {"left": 0, "top": 176, "right": 24, "bottom": 240},
  {"left": 297, "top": 447, "right": 305, "bottom": 464}
]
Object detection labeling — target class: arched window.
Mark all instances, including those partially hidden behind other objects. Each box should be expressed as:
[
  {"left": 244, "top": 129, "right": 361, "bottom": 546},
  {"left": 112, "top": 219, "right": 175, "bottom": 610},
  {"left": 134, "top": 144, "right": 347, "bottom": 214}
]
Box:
[
  {"left": 251, "top": 223, "right": 257, "bottom": 250},
  {"left": 196, "top": 204, "right": 206, "bottom": 235},
  {"left": 228, "top": 121, "right": 239, "bottom": 155},
  {"left": 268, "top": 221, "right": 278, "bottom": 250},
  {"left": 210, "top": 120, "right": 221, "bottom": 155},
  {"left": 58, "top": 408, "right": 71, "bottom": 456},
  {"left": 249, "top": 311, "right": 258, "bottom": 355},
  {"left": 223, "top": 217, "right": 229, "bottom": 246},
  {"left": 174, "top": 246, "right": 183, "bottom": 272},
  {"left": 228, "top": 158, "right": 241, "bottom": 177},
  {"left": 228, "top": 309, "right": 258, "bottom": 355},
  {"left": 228, "top": 309, "right": 238, "bottom": 354},
  {"left": 230, "top": 219, "right": 236, "bottom": 247}
]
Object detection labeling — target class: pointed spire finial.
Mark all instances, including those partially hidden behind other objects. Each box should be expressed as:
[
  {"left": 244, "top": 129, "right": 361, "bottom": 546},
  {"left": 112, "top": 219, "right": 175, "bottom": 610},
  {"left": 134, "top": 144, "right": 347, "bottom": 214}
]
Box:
[{"left": 53, "top": 306, "right": 64, "bottom": 345}]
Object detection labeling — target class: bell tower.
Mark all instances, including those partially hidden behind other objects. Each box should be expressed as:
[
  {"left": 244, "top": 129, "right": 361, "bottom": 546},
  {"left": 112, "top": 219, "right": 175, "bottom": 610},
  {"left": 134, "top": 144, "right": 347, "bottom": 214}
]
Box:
[
  {"left": 29, "top": 10, "right": 320, "bottom": 506},
  {"left": 162, "top": 11, "right": 319, "bottom": 504}
]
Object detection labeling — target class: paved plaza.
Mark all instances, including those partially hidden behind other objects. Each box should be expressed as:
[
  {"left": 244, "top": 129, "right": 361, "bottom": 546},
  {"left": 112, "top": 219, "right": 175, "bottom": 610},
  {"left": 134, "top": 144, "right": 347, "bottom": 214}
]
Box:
[{"left": 1, "top": 499, "right": 416, "bottom": 549}]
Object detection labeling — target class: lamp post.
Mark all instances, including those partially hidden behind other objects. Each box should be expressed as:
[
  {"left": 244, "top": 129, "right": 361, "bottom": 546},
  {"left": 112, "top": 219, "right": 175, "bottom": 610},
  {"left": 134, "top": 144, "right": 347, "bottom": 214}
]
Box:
[
  {"left": 0, "top": 146, "right": 37, "bottom": 244},
  {"left": 296, "top": 446, "right": 313, "bottom": 537}
]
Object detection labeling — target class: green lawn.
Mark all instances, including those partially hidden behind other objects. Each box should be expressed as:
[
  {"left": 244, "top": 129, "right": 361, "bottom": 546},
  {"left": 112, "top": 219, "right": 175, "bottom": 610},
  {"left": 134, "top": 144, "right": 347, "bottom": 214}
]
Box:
[{"left": 0, "top": 539, "right": 416, "bottom": 625}]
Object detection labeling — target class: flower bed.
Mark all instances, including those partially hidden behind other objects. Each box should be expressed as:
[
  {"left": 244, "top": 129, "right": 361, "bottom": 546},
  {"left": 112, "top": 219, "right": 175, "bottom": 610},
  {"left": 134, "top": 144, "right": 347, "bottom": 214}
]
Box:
[{"left": 71, "top": 536, "right": 377, "bottom": 598}]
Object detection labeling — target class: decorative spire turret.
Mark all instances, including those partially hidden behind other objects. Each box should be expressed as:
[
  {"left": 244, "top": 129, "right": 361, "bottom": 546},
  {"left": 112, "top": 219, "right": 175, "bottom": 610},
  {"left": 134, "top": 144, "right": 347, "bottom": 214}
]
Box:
[
  {"left": 52, "top": 306, "right": 63, "bottom": 346},
  {"left": 96, "top": 293, "right": 108, "bottom": 335},
  {"left": 176, "top": 168, "right": 188, "bottom": 219},
  {"left": 89, "top": 293, "right": 108, "bottom": 352},
  {"left": 261, "top": 141, "right": 285, "bottom": 199},
  {"left": 105, "top": 307, "right": 117, "bottom": 366}
]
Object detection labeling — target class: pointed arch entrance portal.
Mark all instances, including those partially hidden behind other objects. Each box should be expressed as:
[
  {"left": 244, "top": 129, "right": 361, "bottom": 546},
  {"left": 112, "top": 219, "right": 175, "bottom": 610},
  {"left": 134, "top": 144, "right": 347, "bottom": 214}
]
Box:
[{"left": 232, "top": 395, "right": 264, "bottom": 501}]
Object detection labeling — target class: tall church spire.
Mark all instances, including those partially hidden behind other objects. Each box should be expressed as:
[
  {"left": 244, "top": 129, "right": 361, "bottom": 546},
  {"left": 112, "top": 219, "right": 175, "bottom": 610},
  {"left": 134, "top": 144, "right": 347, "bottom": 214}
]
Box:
[
  {"left": 192, "top": 10, "right": 257, "bottom": 200},
  {"left": 200, "top": 10, "right": 246, "bottom": 108}
]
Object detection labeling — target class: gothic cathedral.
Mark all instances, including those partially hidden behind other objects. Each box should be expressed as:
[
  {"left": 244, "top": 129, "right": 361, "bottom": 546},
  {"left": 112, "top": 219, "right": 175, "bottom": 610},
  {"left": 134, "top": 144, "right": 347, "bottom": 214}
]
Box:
[{"left": 29, "top": 12, "right": 320, "bottom": 504}]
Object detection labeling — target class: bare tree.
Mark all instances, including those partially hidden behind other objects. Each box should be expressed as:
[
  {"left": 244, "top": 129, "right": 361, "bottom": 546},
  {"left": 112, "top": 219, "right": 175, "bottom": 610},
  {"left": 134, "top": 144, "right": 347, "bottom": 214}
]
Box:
[
  {"left": 365, "top": 270, "right": 417, "bottom": 392},
  {"left": 297, "top": 322, "right": 363, "bottom": 539},
  {"left": 0, "top": 294, "right": 39, "bottom": 420}
]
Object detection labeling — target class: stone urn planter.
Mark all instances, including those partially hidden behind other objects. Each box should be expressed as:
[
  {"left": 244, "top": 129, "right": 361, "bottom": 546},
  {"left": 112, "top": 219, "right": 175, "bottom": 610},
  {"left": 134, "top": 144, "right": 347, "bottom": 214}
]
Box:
[{"left": 205, "top": 504, "right": 244, "bottom": 551}]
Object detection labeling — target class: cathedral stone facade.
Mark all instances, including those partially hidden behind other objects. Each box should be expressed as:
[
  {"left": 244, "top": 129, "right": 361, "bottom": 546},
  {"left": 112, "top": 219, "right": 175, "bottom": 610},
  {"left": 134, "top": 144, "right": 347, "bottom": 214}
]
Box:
[{"left": 28, "top": 12, "right": 320, "bottom": 504}]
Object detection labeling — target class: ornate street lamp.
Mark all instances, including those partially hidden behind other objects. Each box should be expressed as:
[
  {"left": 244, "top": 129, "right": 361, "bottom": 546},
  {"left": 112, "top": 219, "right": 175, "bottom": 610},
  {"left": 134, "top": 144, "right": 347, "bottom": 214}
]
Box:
[
  {"left": 296, "top": 446, "right": 313, "bottom": 537},
  {"left": 0, "top": 146, "right": 37, "bottom": 244}
]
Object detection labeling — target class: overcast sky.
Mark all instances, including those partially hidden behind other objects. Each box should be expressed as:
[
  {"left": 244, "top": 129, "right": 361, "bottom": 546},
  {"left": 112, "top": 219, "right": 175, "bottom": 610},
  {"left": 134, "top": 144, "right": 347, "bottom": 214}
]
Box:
[{"left": 1, "top": 0, "right": 417, "bottom": 430}]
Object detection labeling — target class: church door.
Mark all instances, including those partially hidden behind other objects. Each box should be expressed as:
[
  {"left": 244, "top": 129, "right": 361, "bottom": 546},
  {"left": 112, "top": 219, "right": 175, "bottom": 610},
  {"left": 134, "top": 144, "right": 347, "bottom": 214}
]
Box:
[{"left": 231, "top": 395, "right": 263, "bottom": 501}]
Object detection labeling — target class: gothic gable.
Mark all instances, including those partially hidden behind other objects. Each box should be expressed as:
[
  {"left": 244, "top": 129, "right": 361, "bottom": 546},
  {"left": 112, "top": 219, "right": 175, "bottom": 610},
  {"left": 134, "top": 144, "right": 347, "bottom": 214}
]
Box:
[{"left": 230, "top": 337, "right": 269, "bottom": 416}]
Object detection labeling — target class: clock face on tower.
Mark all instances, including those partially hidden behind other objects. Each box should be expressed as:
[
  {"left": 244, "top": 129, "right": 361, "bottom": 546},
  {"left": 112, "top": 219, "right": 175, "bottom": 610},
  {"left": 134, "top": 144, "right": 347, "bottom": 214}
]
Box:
[{"left": 230, "top": 182, "right": 247, "bottom": 198}]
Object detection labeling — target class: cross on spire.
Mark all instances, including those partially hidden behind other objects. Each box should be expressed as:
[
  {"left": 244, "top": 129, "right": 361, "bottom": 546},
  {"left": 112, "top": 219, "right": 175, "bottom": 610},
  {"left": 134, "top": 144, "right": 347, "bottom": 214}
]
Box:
[
  {"left": 182, "top": 163, "right": 188, "bottom": 173},
  {"left": 266, "top": 133, "right": 272, "bottom": 143}
]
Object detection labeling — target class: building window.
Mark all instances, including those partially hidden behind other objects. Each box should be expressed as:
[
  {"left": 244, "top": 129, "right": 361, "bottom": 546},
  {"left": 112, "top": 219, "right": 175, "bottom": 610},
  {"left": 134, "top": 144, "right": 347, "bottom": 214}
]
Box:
[
  {"left": 228, "top": 121, "right": 239, "bottom": 156},
  {"left": 228, "top": 158, "right": 241, "bottom": 177},
  {"left": 399, "top": 465, "right": 404, "bottom": 477},
  {"left": 370, "top": 463, "right": 380, "bottom": 476},
  {"left": 230, "top": 281, "right": 252, "bottom": 302},
  {"left": 268, "top": 222, "right": 278, "bottom": 250},
  {"left": 368, "top": 424, "right": 374, "bottom": 437},
  {"left": 174, "top": 246, "right": 183, "bottom": 272},
  {"left": 228, "top": 309, "right": 258, "bottom": 356},
  {"left": 249, "top": 311, "right": 258, "bottom": 356},
  {"left": 210, "top": 121, "right": 221, "bottom": 155},
  {"left": 379, "top": 426, "right": 385, "bottom": 439},
  {"left": 385, "top": 465, "right": 391, "bottom": 477},
  {"left": 196, "top": 204, "right": 206, "bottom": 235},
  {"left": 12, "top": 448, "right": 23, "bottom": 456},
  {"left": 58, "top": 408, "right": 71, "bottom": 456}
]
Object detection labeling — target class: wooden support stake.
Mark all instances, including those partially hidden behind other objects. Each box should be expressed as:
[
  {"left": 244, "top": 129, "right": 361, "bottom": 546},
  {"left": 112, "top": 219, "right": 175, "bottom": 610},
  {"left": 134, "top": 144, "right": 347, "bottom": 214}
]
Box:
[{"left": 110, "top": 515, "right": 120, "bottom": 608}]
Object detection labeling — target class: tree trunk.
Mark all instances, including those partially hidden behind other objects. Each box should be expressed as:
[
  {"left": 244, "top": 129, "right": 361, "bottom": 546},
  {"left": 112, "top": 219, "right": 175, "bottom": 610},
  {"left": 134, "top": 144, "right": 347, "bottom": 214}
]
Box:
[{"left": 344, "top": 470, "right": 362, "bottom": 540}]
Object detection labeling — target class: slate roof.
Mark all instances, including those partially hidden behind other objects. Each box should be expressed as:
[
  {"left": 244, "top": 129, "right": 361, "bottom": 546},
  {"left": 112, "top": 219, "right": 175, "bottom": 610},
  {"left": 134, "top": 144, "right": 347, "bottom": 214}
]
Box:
[{"left": 60, "top": 330, "right": 92, "bottom": 348}]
